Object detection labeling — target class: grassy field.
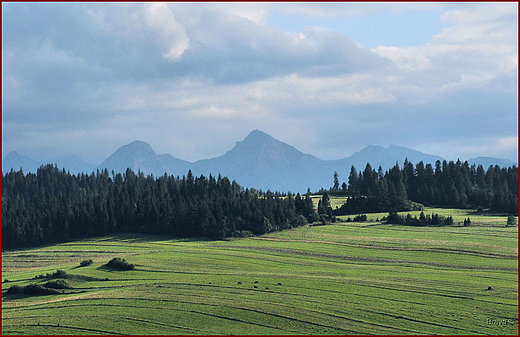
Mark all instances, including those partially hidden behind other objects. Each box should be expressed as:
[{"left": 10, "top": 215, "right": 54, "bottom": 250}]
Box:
[{"left": 2, "top": 208, "right": 518, "bottom": 335}]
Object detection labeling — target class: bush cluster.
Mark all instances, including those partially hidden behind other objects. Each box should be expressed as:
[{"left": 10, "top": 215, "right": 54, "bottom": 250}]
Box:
[
  {"left": 106, "top": 257, "right": 134, "bottom": 270},
  {"left": 79, "top": 259, "right": 94, "bottom": 267},
  {"left": 506, "top": 215, "right": 517, "bottom": 227},
  {"left": 6, "top": 284, "right": 61, "bottom": 296},
  {"left": 353, "top": 214, "right": 368, "bottom": 222},
  {"left": 33, "top": 269, "right": 68, "bottom": 280},
  {"left": 42, "top": 279, "right": 71, "bottom": 289}
]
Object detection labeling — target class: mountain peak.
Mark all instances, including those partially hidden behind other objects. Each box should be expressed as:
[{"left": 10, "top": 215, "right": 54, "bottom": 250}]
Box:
[
  {"left": 98, "top": 140, "right": 163, "bottom": 175},
  {"left": 243, "top": 130, "right": 273, "bottom": 142},
  {"left": 4, "top": 151, "right": 21, "bottom": 159},
  {"left": 114, "top": 140, "right": 156, "bottom": 157},
  {"left": 125, "top": 140, "right": 154, "bottom": 150},
  {"left": 2, "top": 151, "right": 41, "bottom": 173}
]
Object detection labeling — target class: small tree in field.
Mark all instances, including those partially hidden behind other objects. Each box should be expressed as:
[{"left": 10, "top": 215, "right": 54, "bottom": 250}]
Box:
[
  {"left": 79, "top": 259, "right": 93, "bottom": 267},
  {"left": 106, "top": 257, "right": 134, "bottom": 270},
  {"left": 506, "top": 215, "right": 517, "bottom": 227}
]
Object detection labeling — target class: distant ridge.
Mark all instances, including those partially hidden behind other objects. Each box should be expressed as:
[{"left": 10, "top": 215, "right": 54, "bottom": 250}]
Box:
[
  {"left": 466, "top": 157, "right": 516, "bottom": 169},
  {"left": 98, "top": 140, "right": 164, "bottom": 175},
  {"left": 97, "top": 140, "right": 191, "bottom": 176},
  {"left": 4, "top": 131, "right": 517, "bottom": 192},
  {"left": 2, "top": 151, "right": 41, "bottom": 173},
  {"left": 339, "top": 144, "right": 444, "bottom": 171}
]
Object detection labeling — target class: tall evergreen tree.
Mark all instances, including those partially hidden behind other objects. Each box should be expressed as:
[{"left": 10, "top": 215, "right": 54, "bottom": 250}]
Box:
[{"left": 348, "top": 166, "right": 359, "bottom": 195}]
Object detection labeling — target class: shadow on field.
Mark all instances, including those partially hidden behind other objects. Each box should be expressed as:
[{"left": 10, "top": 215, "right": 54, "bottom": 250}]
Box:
[
  {"left": 91, "top": 234, "right": 214, "bottom": 244},
  {"left": 96, "top": 265, "right": 137, "bottom": 272}
]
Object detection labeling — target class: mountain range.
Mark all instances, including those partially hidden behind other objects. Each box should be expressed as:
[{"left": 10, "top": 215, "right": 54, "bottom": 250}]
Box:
[{"left": 3, "top": 130, "right": 517, "bottom": 193}]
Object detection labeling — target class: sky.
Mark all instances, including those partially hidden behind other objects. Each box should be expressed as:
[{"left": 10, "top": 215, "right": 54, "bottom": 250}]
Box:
[{"left": 2, "top": 2, "right": 518, "bottom": 165}]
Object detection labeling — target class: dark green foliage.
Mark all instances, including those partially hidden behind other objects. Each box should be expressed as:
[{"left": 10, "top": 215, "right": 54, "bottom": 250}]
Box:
[
  {"left": 333, "top": 171, "right": 339, "bottom": 191},
  {"left": 231, "top": 230, "right": 254, "bottom": 238},
  {"left": 336, "top": 161, "right": 517, "bottom": 215},
  {"left": 6, "top": 284, "right": 61, "bottom": 296},
  {"left": 318, "top": 192, "right": 335, "bottom": 223},
  {"left": 52, "top": 270, "right": 67, "bottom": 278},
  {"left": 42, "top": 279, "right": 71, "bottom": 289},
  {"left": 384, "top": 212, "right": 455, "bottom": 227},
  {"left": 506, "top": 215, "right": 517, "bottom": 227},
  {"left": 106, "top": 257, "right": 134, "bottom": 271},
  {"left": 352, "top": 214, "right": 367, "bottom": 222},
  {"left": 407, "top": 200, "right": 425, "bottom": 211},
  {"left": 33, "top": 270, "right": 67, "bottom": 280},
  {"left": 385, "top": 211, "right": 402, "bottom": 224},
  {"left": 79, "top": 259, "right": 94, "bottom": 267},
  {"left": 2, "top": 166, "right": 317, "bottom": 249}
]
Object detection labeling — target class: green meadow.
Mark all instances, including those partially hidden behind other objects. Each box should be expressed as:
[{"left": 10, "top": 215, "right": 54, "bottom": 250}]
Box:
[{"left": 2, "top": 207, "right": 518, "bottom": 335}]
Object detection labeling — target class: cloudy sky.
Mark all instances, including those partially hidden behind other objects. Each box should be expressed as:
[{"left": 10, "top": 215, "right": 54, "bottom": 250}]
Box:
[{"left": 2, "top": 2, "right": 518, "bottom": 165}]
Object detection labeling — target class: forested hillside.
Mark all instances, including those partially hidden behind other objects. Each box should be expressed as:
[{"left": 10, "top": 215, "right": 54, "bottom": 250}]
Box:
[
  {"left": 2, "top": 166, "right": 316, "bottom": 249},
  {"left": 333, "top": 159, "right": 518, "bottom": 215}
]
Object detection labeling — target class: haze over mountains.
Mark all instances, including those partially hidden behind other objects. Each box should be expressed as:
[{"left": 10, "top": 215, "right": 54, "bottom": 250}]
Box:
[{"left": 3, "top": 130, "right": 516, "bottom": 193}]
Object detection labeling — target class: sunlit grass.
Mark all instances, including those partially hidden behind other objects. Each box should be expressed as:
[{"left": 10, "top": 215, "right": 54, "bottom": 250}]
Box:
[{"left": 2, "top": 215, "right": 517, "bottom": 335}]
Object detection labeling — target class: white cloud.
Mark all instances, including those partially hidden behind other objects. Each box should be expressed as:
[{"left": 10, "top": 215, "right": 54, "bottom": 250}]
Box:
[
  {"left": 254, "top": 73, "right": 398, "bottom": 106},
  {"left": 145, "top": 3, "right": 190, "bottom": 61},
  {"left": 268, "top": 2, "right": 444, "bottom": 19},
  {"left": 370, "top": 3, "right": 517, "bottom": 105},
  {"left": 372, "top": 45, "right": 433, "bottom": 72},
  {"left": 192, "top": 105, "right": 240, "bottom": 119},
  {"left": 2, "top": 2, "right": 517, "bottom": 164}
]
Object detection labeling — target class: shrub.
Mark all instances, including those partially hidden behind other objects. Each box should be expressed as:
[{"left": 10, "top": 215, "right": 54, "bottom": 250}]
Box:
[
  {"left": 43, "top": 279, "right": 71, "bottom": 289},
  {"left": 6, "top": 285, "right": 23, "bottom": 294},
  {"left": 33, "top": 269, "right": 67, "bottom": 280},
  {"left": 353, "top": 214, "right": 367, "bottom": 222},
  {"left": 406, "top": 200, "right": 425, "bottom": 211},
  {"left": 385, "top": 212, "right": 401, "bottom": 224},
  {"left": 79, "top": 259, "right": 94, "bottom": 267},
  {"left": 106, "top": 257, "right": 134, "bottom": 271},
  {"left": 6, "top": 284, "right": 61, "bottom": 296},
  {"left": 506, "top": 215, "right": 517, "bottom": 227},
  {"left": 443, "top": 215, "right": 454, "bottom": 226},
  {"left": 51, "top": 270, "right": 68, "bottom": 278}
]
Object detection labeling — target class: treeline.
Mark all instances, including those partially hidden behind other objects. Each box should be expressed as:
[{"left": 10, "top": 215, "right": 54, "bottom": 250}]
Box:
[
  {"left": 332, "top": 159, "right": 518, "bottom": 215},
  {"left": 384, "top": 211, "right": 455, "bottom": 226},
  {"left": 2, "top": 165, "right": 317, "bottom": 249}
]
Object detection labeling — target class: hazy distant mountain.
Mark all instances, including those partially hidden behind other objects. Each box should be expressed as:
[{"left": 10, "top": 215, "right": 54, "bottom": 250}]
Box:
[
  {"left": 2, "top": 151, "right": 41, "bottom": 173},
  {"left": 466, "top": 157, "right": 517, "bottom": 169},
  {"left": 339, "top": 144, "right": 444, "bottom": 171},
  {"left": 5, "top": 131, "right": 517, "bottom": 192},
  {"left": 98, "top": 140, "right": 169, "bottom": 176},
  {"left": 180, "top": 130, "right": 447, "bottom": 192},
  {"left": 2, "top": 151, "right": 95, "bottom": 174},
  {"left": 50, "top": 155, "right": 95, "bottom": 174},
  {"left": 190, "top": 130, "right": 329, "bottom": 192},
  {"left": 157, "top": 154, "right": 191, "bottom": 175}
]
